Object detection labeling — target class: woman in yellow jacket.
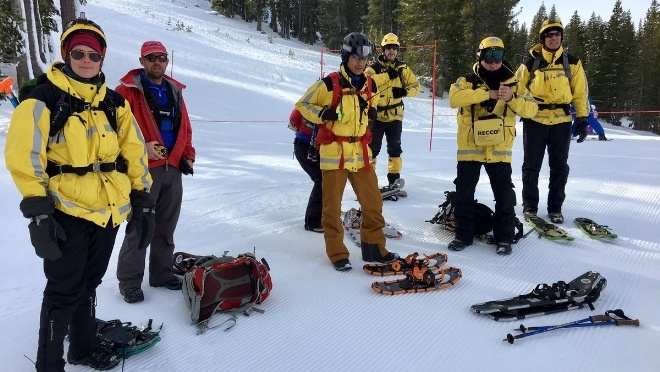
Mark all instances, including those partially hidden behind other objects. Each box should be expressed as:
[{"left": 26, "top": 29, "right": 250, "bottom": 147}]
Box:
[
  {"left": 4, "top": 17, "right": 152, "bottom": 371},
  {"left": 448, "top": 37, "right": 538, "bottom": 255},
  {"left": 296, "top": 32, "right": 398, "bottom": 271}
]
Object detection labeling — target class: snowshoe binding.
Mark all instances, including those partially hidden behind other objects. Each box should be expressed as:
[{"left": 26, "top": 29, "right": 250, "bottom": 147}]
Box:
[
  {"left": 574, "top": 218, "right": 618, "bottom": 239},
  {"left": 363, "top": 252, "right": 448, "bottom": 276},
  {"left": 371, "top": 266, "right": 462, "bottom": 295},
  {"left": 380, "top": 178, "right": 407, "bottom": 201},
  {"left": 525, "top": 215, "right": 574, "bottom": 241}
]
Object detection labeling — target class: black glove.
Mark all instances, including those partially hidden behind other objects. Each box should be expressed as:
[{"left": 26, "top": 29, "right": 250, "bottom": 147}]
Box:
[
  {"left": 368, "top": 107, "right": 377, "bottom": 121},
  {"left": 20, "top": 196, "right": 66, "bottom": 261},
  {"left": 320, "top": 108, "right": 339, "bottom": 121},
  {"left": 576, "top": 117, "right": 589, "bottom": 143},
  {"left": 126, "top": 190, "right": 155, "bottom": 250},
  {"left": 392, "top": 87, "right": 407, "bottom": 99},
  {"left": 180, "top": 157, "right": 194, "bottom": 176},
  {"left": 387, "top": 68, "right": 399, "bottom": 79}
]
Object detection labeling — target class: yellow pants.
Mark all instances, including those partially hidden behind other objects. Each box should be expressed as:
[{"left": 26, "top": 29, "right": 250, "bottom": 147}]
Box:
[{"left": 321, "top": 168, "right": 387, "bottom": 263}]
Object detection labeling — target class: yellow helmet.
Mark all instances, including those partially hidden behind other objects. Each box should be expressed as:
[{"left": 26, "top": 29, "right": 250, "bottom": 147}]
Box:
[
  {"left": 539, "top": 17, "right": 564, "bottom": 39},
  {"left": 476, "top": 36, "right": 505, "bottom": 59},
  {"left": 60, "top": 14, "right": 107, "bottom": 58},
  {"left": 381, "top": 33, "right": 400, "bottom": 47}
]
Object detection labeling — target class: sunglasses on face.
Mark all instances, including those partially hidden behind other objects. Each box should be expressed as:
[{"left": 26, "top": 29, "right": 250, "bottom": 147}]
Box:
[
  {"left": 481, "top": 47, "right": 505, "bottom": 64},
  {"left": 384, "top": 45, "right": 398, "bottom": 51},
  {"left": 69, "top": 49, "right": 103, "bottom": 62},
  {"left": 143, "top": 54, "right": 168, "bottom": 63},
  {"left": 545, "top": 31, "right": 562, "bottom": 38}
]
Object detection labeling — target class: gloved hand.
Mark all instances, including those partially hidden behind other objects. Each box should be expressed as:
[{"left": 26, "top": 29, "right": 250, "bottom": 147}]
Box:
[
  {"left": 368, "top": 107, "right": 377, "bottom": 121},
  {"left": 20, "top": 196, "right": 66, "bottom": 260},
  {"left": 387, "top": 68, "right": 399, "bottom": 79},
  {"left": 180, "top": 157, "right": 194, "bottom": 176},
  {"left": 576, "top": 117, "right": 589, "bottom": 143},
  {"left": 126, "top": 190, "right": 155, "bottom": 250},
  {"left": 392, "top": 87, "right": 407, "bottom": 99},
  {"left": 320, "top": 108, "right": 339, "bottom": 121}
]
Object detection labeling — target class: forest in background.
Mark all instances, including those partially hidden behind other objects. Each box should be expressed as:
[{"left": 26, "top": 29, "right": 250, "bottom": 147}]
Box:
[{"left": 1, "top": 0, "right": 659, "bottom": 134}]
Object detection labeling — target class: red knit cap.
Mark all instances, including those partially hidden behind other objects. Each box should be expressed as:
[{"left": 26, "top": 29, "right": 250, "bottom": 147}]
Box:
[{"left": 66, "top": 33, "right": 104, "bottom": 56}]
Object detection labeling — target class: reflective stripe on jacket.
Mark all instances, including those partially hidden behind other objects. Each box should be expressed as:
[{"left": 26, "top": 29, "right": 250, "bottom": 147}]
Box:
[
  {"left": 295, "top": 65, "right": 379, "bottom": 172},
  {"left": 449, "top": 62, "right": 538, "bottom": 163},
  {"left": 4, "top": 63, "right": 152, "bottom": 227}
]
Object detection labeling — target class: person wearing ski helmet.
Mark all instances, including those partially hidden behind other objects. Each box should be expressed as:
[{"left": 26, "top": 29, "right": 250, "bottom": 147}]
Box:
[
  {"left": 5, "top": 15, "right": 152, "bottom": 371},
  {"left": 448, "top": 36, "right": 538, "bottom": 255},
  {"left": 365, "top": 33, "right": 420, "bottom": 186},
  {"left": 515, "top": 17, "right": 590, "bottom": 224},
  {"left": 296, "top": 32, "right": 399, "bottom": 271}
]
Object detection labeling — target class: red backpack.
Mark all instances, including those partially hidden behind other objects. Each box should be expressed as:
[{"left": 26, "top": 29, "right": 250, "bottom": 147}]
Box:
[{"left": 181, "top": 252, "right": 272, "bottom": 333}]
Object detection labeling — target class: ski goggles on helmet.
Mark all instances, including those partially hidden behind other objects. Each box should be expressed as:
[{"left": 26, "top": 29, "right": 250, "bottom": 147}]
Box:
[
  {"left": 143, "top": 54, "right": 168, "bottom": 63},
  {"left": 343, "top": 45, "right": 372, "bottom": 60},
  {"left": 69, "top": 49, "right": 103, "bottom": 62},
  {"left": 481, "top": 47, "right": 505, "bottom": 64}
]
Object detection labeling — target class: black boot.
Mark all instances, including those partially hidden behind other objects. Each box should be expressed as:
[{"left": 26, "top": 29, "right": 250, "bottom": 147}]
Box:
[
  {"left": 387, "top": 173, "right": 400, "bottom": 186},
  {"left": 35, "top": 300, "right": 69, "bottom": 372}
]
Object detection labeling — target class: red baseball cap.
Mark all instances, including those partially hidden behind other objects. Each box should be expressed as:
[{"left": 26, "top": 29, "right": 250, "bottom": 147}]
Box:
[{"left": 141, "top": 41, "right": 167, "bottom": 56}]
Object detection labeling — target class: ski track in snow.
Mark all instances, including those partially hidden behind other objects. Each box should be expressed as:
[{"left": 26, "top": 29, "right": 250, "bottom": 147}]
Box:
[{"left": 0, "top": 0, "right": 659, "bottom": 371}]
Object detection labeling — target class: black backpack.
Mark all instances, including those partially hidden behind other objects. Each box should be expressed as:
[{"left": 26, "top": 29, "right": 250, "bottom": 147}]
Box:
[
  {"left": 428, "top": 191, "right": 524, "bottom": 242},
  {"left": 18, "top": 72, "right": 124, "bottom": 138}
]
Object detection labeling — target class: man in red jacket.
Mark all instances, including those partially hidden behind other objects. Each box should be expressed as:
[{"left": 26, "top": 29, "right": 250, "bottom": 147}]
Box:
[{"left": 115, "top": 40, "right": 196, "bottom": 303}]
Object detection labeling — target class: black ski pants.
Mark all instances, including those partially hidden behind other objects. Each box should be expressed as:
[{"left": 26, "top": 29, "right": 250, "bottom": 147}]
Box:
[
  {"left": 453, "top": 161, "right": 516, "bottom": 245},
  {"left": 294, "top": 137, "right": 322, "bottom": 228},
  {"left": 36, "top": 210, "right": 118, "bottom": 372},
  {"left": 369, "top": 119, "right": 403, "bottom": 158},
  {"left": 521, "top": 119, "right": 571, "bottom": 214}
]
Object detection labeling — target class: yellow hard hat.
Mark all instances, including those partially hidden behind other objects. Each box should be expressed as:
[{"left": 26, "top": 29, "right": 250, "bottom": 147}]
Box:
[
  {"left": 539, "top": 17, "right": 564, "bottom": 39},
  {"left": 381, "top": 33, "right": 400, "bottom": 47}
]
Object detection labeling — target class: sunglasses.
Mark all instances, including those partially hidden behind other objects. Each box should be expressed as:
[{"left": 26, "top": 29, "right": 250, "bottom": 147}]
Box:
[
  {"left": 143, "top": 54, "right": 168, "bottom": 63},
  {"left": 545, "top": 31, "right": 562, "bottom": 38},
  {"left": 481, "top": 47, "right": 505, "bottom": 64},
  {"left": 384, "top": 45, "right": 398, "bottom": 51},
  {"left": 69, "top": 49, "right": 103, "bottom": 62}
]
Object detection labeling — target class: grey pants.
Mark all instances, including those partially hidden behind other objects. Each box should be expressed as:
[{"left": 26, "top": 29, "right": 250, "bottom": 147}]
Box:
[{"left": 117, "top": 165, "right": 183, "bottom": 290}]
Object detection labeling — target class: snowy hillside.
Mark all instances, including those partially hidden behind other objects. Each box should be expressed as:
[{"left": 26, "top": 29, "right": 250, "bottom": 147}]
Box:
[{"left": 1, "top": 0, "right": 659, "bottom": 371}]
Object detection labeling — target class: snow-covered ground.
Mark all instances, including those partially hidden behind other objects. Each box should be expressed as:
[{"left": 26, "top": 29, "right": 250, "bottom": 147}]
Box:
[{"left": 1, "top": 0, "right": 659, "bottom": 371}]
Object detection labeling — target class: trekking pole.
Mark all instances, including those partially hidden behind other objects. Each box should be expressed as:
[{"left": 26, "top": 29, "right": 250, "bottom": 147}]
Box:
[
  {"left": 0, "top": 76, "right": 19, "bottom": 108},
  {"left": 505, "top": 310, "right": 639, "bottom": 344}
]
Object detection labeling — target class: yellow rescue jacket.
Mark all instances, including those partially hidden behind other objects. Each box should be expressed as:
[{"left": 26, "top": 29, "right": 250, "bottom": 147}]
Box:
[
  {"left": 365, "top": 55, "right": 420, "bottom": 122},
  {"left": 296, "top": 65, "right": 379, "bottom": 172},
  {"left": 515, "top": 44, "right": 589, "bottom": 124},
  {"left": 449, "top": 61, "right": 538, "bottom": 163},
  {"left": 5, "top": 63, "right": 151, "bottom": 227}
]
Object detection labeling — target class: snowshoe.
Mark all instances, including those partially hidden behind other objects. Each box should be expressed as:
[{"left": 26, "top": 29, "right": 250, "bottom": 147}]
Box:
[
  {"left": 363, "top": 252, "right": 448, "bottom": 276},
  {"left": 574, "top": 218, "right": 618, "bottom": 239},
  {"left": 470, "top": 271, "right": 607, "bottom": 321},
  {"left": 371, "top": 266, "right": 462, "bottom": 295},
  {"left": 524, "top": 215, "right": 574, "bottom": 241},
  {"left": 380, "top": 178, "right": 407, "bottom": 201},
  {"left": 342, "top": 208, "right": 403, "bottom": 247}
]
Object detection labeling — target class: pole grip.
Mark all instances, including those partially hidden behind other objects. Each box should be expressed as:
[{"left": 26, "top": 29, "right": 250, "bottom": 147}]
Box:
[
  {"left": 615, "top": 319, "right": 640, "bottom": 326},
  {"left": 589, "top": 315, "right": 612, "bottom": 322}
]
